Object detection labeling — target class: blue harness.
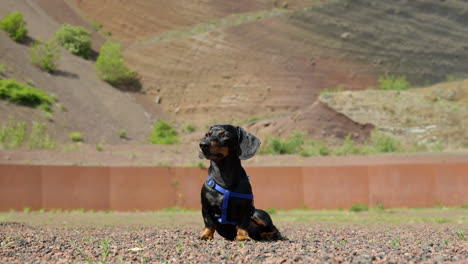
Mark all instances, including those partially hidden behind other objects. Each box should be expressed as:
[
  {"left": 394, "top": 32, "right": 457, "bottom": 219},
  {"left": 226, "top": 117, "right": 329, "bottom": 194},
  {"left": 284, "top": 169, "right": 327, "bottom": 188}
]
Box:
[{"left": 206, "top": 176, "right": 254, "bottom": 225}]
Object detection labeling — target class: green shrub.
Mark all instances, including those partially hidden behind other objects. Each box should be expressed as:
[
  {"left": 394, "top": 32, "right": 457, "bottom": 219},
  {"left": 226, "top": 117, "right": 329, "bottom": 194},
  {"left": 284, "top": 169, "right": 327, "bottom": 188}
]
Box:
[
  {"left": 0, "top": 11, "right": 28, "bottom": 42},
  {"left": 349, "top": 203, "right": 369, "bottom": 212},
  {"left": 118, "top": 129, "right": 127, "bottom": 138},
  {"left": 148, "top": 121, "right": 179, "bottom": 145},
  {"left": 300, "top": 140, "right": 331, "bottom": 157},
  {"left": 54, "top": 24, "right": 92, "bottom": 59},
  {"left": 183, "top": 124, "right": 196, "bottom": 133},
  {"left": 69, "top": 132, "right": 83, "bottom": 142},
  {"left": 379, "top": 74, "right": 410, "bottom": 91},
  {"left": 0, "top": 64, "right": 5, "bottom": 76},
  {"left": 0, "top": 117, "right": 55, "bottom": 149},
  {"left": 369, "top": 132, "right": 401, "bottom": 153},
  {"left": 0, "top": 79, "right": 55, "bottom": 112},
  {"left": 335, "top": 134, "right": 370, "bottom": 156},
  {"left": 96, "top": 41, "right": 137, "bottom": 85},
  {"left": 30, "top": 39, "right": 60, "bottom": 73},
  {"left": 260, "top": 132, "right": 304, "bottom": 155}
]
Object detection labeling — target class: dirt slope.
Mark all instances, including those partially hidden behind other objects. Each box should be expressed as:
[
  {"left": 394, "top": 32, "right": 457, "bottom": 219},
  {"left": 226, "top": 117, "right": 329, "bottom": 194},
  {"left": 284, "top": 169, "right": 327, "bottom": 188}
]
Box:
[
  {"left": 320, "top": 79, "right": 468, "bottom": 149},
  {"left": 2, "top": 0, "right": 468, "bottom": 149},
  {"left": 0, "top": 0, "right": 153, "bottom": 144}
]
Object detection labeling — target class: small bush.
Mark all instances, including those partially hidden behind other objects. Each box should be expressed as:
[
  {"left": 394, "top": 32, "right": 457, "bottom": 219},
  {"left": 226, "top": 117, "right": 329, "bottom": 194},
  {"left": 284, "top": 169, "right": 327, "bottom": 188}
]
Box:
[
  {"left": 0, "top": 64, "right": 5, "bottom": 76},
  {"left": 0, "top": 79, "right": 55, "bottom": 112},
  {"left": 148, "top": 121, "right": 179, "bottom": 145},
  {"left": 183, "top": 124, "right": 196, "bottom": 133},
  {"left": 118, "top": 129, "right": 127, "bottom": 138},
  {"left": 349, "top": 203, "right": 369, "bottom": 212},
  {"left": 369, "top": 132, "right": 401, "bottom": 153},
  {"left": 54, "top": 24, "right": 92, "bottom": 59},
  {"left": 30, "top": 39, "right": 60, "bottom": 73},
  {"left": 300, "top": 140, "right": 331, "bottom": 157},
  {"left": 0, "top": 11, "right": 28, "bottom": 42},
  {"left": 260, "top": 132, "right": 304, "bottom": 155},
  {"left": 379, "top": 74, "right": 410, "bottom": 91},
  {"left": 335, "top": 134, "right": 370, "bottom": 156},
  {"left": 96, "top": 41, "right": 137, "bottom": 85},
  {"left": 69, "top": 132, "right": 83, "bottom": 142}
]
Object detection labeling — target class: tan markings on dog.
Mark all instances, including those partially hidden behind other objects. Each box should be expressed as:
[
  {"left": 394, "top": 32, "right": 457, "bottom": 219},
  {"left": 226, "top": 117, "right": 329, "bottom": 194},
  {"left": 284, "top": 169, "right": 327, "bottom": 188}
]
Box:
[
  {"left": 260, "top": 229, "right": 278, "bottom": 240},
  {"left": 219, "top": 130, "right": 225, "bottom": 134},
  {"left": 209, "top": 141, "right": 229, "bottom": 158},
  {"left": 235, "top": 227, "right": 251, "bottom": 241},
  {"left": 200, "top": 228, "right": 215, "bottom": 240},
  {"left": 252, "top": 218, "right": 266, "bottom": 227}
]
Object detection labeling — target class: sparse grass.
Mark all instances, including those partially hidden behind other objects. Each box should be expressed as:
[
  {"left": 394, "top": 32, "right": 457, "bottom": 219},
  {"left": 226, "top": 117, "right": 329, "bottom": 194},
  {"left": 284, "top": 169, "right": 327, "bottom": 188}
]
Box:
[
  {"left": 0, "top": 63, "right": 5, "bottom": 77},
  {"left": 68, "top": 132, "right": 83, "bottom": 142},
  {"left": 320, "top": 84, "right": 345, "bottom": 95},
  {"left": 379, "top": 74, "right": 410, "bottom": 91},
  {"left": 260, "top": 132, "right": 304, "bottom": 155},
  {"left": 148, "top": 120, "right": 179, "bottom": 145},
  {"left": 183, "top": 124, "right": 196, "bottom": 133},
  {"left": 349, "top": 203, "right": 369, "bottom": 213},
  {"left": 0, "top": 79, "right": 55, "bottom": 112},
  {"left": 90, "top": 21, "right": 103, "bottom": 32},
  {"left": 260, "top": 131, "right": 413, "bottom": 156},
  {"left": 1, "top": 208, "right": 466, "bottom": 228},
  {"left": 0, "top": 117, "right": 55, "bottom": 149}
]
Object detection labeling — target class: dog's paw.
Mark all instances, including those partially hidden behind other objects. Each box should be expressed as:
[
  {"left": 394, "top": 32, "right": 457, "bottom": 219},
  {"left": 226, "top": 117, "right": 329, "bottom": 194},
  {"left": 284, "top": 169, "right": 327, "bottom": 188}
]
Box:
[
  {"left": 235, "top": 235, "right": 251, "bottom": 241},
  {"left": 200, "top": 228, "right": 214, "bottom": 240},
  {"left": 235, "top": 228, "right": 251, "bottom": 241}
]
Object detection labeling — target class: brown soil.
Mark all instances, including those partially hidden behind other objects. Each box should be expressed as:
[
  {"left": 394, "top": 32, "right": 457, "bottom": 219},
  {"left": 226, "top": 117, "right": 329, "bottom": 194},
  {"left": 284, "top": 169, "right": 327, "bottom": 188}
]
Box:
[{"left": 2, "top": 0, "right": 468, "bottom": 155}]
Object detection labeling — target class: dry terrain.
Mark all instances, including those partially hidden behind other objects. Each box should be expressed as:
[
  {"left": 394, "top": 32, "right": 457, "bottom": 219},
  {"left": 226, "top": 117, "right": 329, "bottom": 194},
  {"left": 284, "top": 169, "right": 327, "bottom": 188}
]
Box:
[
  {"left": 2, "top": 0, "right": 468, "bottom": 149},
  {"left": 0, "top": 209, "right": 467, "bottom": 263}
]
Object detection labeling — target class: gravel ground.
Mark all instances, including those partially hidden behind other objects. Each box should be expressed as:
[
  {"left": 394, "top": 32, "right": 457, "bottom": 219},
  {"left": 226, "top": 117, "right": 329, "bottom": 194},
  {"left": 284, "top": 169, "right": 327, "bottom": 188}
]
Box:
[{"left": 1, "top": 215, "right": 467, "bottom": 264}]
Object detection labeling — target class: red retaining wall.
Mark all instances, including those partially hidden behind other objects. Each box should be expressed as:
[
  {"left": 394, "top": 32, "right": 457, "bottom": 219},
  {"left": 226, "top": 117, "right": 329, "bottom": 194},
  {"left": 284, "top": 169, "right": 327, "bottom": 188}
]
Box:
[{"left": 0, "top": 163, "right": 467, "bottom": 211}]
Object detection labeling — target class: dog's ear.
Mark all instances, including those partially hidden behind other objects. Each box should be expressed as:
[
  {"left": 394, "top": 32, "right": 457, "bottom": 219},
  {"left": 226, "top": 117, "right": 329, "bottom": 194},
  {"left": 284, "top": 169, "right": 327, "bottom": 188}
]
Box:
[{"left": 237, "top": 126, "right": 261, "bottom": 160}]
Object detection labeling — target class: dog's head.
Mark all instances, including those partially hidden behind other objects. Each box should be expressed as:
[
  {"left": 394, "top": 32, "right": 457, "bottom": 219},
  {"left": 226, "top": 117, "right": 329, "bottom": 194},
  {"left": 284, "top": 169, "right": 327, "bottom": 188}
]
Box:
[{"left": 199, "top": 125, "right": 261, "bottom": 161}]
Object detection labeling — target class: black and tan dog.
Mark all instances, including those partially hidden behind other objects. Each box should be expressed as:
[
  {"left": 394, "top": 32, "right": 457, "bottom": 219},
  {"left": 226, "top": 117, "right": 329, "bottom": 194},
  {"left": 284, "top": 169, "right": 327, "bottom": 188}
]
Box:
[{"left": 199, "top": 124, "right": 281, "bottom": 241}]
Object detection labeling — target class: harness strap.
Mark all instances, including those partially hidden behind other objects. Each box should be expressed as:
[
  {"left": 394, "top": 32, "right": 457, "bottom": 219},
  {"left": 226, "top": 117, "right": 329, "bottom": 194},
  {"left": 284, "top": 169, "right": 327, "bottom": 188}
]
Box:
[{"left": 206, "top": 176, "right": 253, "bottom": 225}]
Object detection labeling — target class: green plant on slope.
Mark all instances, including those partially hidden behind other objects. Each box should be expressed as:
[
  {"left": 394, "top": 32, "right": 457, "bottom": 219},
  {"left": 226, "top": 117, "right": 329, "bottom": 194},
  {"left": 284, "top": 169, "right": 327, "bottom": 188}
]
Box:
[
  {"left": 30, "top": 38, "right": 60, "bottom": 73},
  {"left": 368, "top": 131, "right": 401, "bottom": 153},
  {"left": 148, "top": 121, "right": 179, "bottom": 145},
  {"left": 0, "top": 79, "right": 55, "bottom": 112},
  {"left": 260, "top": 132, "right": 304, "bottom": 155},
  {"left": 379, "top": 74, "right": 410, "bottom": 91},
  {"left": 0, "top": 117, "right": 55, "bottom": 149},
  {"left": 0, "top": 11, "right": 28, "bottom": 42},
  {"left": 54, "top": 24, "right": 92, "bottom": 59},
  {"left": 96, "top": 41, "right": 137, "bottom": 86}
]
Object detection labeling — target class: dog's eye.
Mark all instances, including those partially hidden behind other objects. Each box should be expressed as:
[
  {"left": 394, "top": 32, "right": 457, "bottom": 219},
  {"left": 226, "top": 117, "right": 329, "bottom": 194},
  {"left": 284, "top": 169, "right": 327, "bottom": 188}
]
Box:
[{"left": 222, "top": 134, "right": 229, "bottom": 139}]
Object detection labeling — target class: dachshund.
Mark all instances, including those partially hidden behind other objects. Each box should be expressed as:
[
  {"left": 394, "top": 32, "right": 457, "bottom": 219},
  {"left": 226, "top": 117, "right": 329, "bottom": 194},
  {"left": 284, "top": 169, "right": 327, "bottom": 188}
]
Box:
[{"left": 198, "top": 125, "right": 281, "bottom": 241}]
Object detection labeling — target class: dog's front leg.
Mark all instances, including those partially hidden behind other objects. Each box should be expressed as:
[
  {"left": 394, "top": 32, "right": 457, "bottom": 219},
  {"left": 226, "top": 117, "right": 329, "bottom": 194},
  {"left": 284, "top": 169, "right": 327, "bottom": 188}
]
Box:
[
  {"left": 200, "top": 207, "right": 215, "bottom": 240},
  {"left": 235, "top": 214, "right": 252, "bottom": 241}
]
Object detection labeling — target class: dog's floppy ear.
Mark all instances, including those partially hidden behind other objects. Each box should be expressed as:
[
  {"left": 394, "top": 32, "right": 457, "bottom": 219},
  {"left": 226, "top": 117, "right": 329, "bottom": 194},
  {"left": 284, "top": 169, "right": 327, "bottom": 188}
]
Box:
[{"left": 237, "top": 126, "right": 261, "bottom": 160}]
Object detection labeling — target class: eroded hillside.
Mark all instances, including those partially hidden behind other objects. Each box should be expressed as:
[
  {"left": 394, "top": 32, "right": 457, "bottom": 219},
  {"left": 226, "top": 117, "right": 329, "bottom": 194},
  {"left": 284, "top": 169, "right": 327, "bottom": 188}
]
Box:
[{"left": 1, "top": 0, "right": 468, "bottom": 147}]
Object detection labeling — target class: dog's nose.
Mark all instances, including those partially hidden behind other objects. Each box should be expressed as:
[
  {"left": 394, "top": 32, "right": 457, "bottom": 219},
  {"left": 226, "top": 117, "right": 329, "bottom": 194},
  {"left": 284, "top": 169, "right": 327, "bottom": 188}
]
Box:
[{"left": 200, "top": 141, "right": 210, "bottom": 150}]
